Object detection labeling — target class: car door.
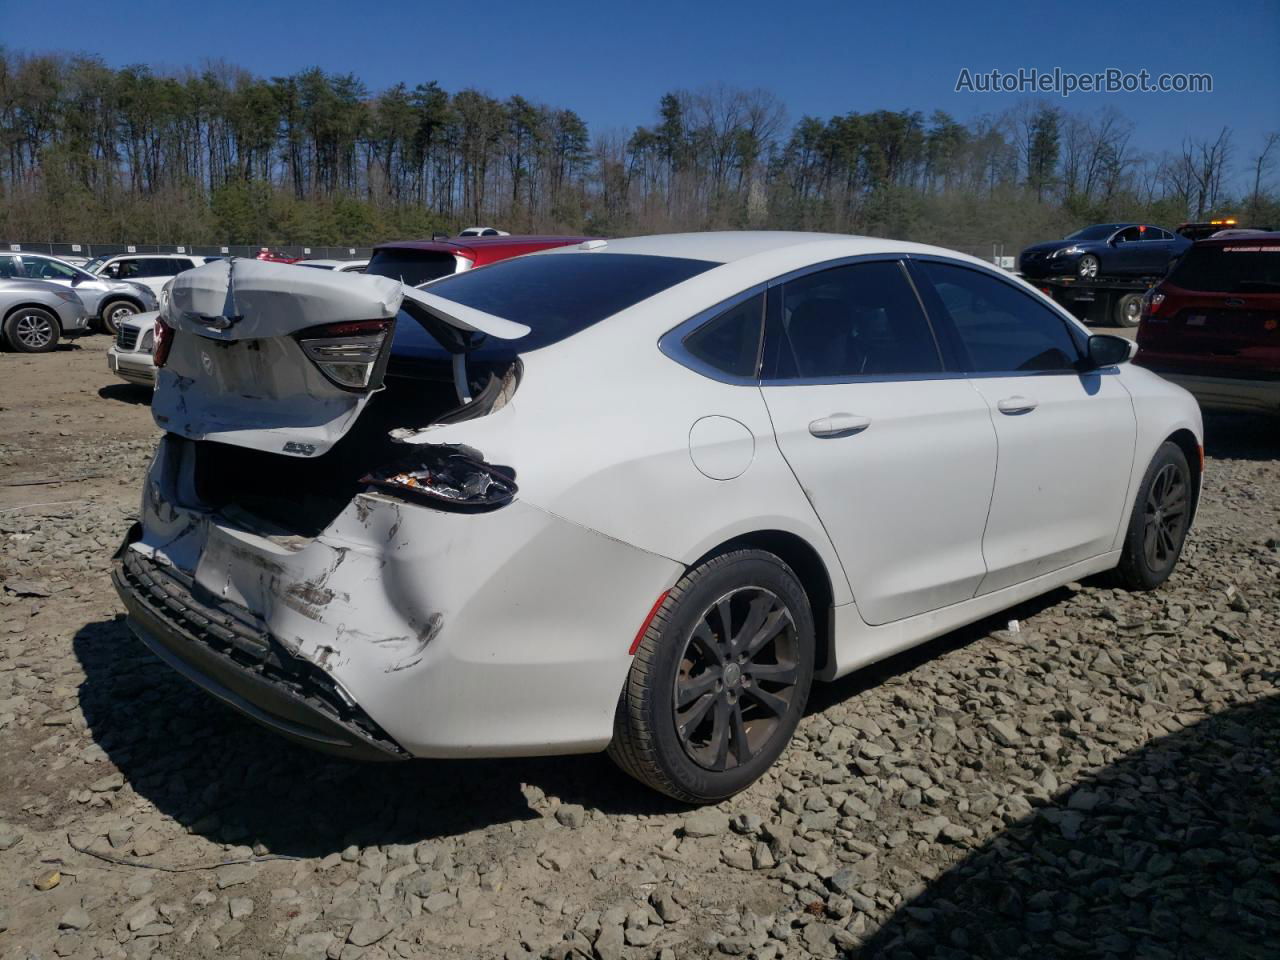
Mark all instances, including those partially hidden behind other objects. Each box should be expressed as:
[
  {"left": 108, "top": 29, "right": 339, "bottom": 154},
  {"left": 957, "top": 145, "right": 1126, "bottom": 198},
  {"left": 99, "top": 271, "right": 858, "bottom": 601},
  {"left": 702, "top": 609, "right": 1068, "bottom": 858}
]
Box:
[
  {"left": 758, "top": 258, "right": 998, "bottom": 626},
  {"left": 1108, "top": 226, "right": 1145, "bottom": 275},
  {"left": 1142, "top": 228, "right": 1178, "bottom": 275},
  {"left": 909, "top": 258, "right": 1137, "bottom": 594}
]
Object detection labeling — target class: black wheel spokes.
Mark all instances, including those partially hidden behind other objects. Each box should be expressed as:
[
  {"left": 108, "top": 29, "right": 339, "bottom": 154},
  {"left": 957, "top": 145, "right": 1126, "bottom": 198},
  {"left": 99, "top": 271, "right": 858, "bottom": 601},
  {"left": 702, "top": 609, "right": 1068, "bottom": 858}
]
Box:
[
  {"left": 1143, "top": 463, "right": 1188, "bottom": 568},
  {"left": 674, "top": 587, "right": 799, "bottom": 772}
]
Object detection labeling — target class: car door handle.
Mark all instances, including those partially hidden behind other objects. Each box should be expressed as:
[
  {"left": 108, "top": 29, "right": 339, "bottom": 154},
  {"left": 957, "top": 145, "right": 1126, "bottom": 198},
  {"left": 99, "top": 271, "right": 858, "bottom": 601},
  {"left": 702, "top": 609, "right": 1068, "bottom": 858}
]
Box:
[
  {"left": 996, "top": 396, "right": 1038, "bottom": 415},
  {"left": 808, "top": 413, "right": 871, "bottom": 438}
]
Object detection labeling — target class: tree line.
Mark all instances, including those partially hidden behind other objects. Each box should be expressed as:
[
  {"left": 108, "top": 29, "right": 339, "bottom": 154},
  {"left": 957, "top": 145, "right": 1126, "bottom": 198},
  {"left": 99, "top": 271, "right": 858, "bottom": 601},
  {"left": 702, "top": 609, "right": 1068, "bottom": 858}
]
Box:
[{"left": 1, "top": 50, "right": 1276, "bottom": 252}]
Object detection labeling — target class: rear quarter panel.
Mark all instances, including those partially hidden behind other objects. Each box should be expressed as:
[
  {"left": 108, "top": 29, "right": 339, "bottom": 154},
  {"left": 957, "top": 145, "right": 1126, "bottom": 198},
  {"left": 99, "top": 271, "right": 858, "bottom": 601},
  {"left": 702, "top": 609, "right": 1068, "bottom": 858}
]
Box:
[{"left": 1113, "top": 363, "right": 1205, "bottom": 546}]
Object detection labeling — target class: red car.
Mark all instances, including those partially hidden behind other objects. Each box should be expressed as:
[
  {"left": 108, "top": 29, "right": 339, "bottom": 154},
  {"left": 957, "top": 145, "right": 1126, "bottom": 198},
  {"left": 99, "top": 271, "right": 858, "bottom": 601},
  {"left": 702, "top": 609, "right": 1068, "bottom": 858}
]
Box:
[
  {"left": 365, "top": 234, "right": 594, "bottom": 286},
  {"left": 1135, "top": 233, "right": 1280, "bottom": 415}
]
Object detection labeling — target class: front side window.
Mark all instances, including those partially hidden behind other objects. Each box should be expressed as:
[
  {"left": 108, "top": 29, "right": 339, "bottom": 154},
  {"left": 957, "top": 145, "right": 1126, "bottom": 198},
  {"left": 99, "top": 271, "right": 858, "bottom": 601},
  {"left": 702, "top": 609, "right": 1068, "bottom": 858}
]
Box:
[
  {"left": 679, "top": 293, "right": 764, "bottom": 379},
  {"left": 1113, "top": 226, "right": 1143, "bottom": 244},
  {"left": 915, "top": 261, "right": 1080, "bottom": 373},
  {"left": 764, "top": 260, "right": 943, "bottom": 380},
  {"left": 23, "top": 257, "right": 78, "bottom": 281}
]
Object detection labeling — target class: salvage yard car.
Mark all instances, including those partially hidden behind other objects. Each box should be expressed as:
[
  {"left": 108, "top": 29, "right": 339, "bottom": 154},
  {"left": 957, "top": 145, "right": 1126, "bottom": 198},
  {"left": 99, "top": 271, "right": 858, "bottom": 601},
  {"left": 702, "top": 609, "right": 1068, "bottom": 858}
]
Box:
[
  {"left": 1135, "top": 232, "right": 1280, "bottom": 415},
  {"left": 0, "top": 277, "right": 89, "bottom": 351},
  {"left": 1019, "top": 223, "right": 1191, "bottom": 280},
  {"left": 112, "top": 233, "right": 1203, "bottom": 803}
]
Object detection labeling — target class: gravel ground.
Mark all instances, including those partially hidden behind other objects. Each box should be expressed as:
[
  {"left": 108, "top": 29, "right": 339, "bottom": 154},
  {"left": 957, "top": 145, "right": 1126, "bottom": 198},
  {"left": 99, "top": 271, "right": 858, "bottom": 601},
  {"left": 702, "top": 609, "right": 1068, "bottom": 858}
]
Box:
[{"left": 1, "top": 336, "right": 1277, "bottom": 960}]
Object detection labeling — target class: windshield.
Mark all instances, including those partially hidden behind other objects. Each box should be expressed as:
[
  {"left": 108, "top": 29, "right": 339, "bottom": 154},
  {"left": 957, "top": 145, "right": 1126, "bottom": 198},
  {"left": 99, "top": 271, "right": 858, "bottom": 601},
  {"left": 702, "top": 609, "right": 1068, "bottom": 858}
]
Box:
[
  {"left": 1167, "top": 244, "right": 1280, "bottom": 293},
  {"left": 392, "top": 253, "right": 718, "bottom": 360},
  {"left": 1064, "top": 224, "right": 1121, "bottom": 242},
  {"left": 82, "top": 257, "right": 106, "bottom": 273}
]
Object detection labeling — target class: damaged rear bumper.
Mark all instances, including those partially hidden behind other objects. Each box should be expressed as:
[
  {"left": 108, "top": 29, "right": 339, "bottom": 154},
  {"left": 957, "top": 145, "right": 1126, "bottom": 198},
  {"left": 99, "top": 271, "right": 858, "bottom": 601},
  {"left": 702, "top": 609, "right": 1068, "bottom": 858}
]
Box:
[{"left": 111, "top": 527, "right": 408, "bottom": 761}]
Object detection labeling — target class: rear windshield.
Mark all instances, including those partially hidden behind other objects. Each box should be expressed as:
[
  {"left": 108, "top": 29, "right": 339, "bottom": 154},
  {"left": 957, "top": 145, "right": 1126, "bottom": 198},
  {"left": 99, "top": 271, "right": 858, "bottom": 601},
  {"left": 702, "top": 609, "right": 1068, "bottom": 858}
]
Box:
[
  {"left": 1167, "top": 244, "right": 1280, "bottom": 293},
  {"left": 392, "top": 253, "right": 717, "bottom": 360},
  {"left": 366, "top": 248, "right": 457, "bottom": 286}
]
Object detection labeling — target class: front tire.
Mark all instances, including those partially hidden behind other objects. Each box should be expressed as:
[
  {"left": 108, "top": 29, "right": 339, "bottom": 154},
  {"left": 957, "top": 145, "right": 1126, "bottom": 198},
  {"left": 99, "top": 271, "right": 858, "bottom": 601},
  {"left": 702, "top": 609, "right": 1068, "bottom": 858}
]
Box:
[
  {"left": 4, "top": 307, "right": 60, "bottom": 353},
  {"left": 1116, "top": 441, "right": 1192, "bottom": 590},
  {"left": 609, "top": 549, "right": 815, "bottom": 803},
  {"left": 100, "top": 300, "right": 139, "bottom": 336},
  {"left": 1077, "top": 254, "right": 1100, "bottom": 279}
]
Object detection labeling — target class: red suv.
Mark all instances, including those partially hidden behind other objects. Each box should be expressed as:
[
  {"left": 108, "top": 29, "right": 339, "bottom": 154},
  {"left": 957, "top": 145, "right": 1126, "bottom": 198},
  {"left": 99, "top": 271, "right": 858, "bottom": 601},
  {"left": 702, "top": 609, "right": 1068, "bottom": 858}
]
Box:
[
  {"left": 1134, "top": 233, "right": 1280, "bottom": 415},
  {"left": 365, "top": 234, "right": 592, "bottom": 286}
]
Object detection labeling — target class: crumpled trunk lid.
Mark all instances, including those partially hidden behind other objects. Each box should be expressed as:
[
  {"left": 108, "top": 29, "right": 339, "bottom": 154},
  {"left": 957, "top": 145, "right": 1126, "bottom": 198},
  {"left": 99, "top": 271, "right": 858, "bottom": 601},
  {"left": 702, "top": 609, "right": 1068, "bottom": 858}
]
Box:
[{"left": 151, "top": 259, "right": 527, "bottom": 458}]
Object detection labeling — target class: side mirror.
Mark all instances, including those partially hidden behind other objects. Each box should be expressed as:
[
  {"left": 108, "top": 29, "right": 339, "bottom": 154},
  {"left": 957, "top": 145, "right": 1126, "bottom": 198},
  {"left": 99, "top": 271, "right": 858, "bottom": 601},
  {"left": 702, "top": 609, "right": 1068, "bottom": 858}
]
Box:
[{"left": 1085, "top": 334, "right": 1134, "bottom": 369}]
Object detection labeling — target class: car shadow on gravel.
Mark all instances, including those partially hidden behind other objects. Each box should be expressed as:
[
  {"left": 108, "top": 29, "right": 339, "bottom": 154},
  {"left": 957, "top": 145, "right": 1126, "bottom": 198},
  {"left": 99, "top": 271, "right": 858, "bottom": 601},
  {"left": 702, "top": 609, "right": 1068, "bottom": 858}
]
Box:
[
  {"left": 855, "top": 691, "right": 1280, "bottom": 959},
  {"left": 97, "top": 384, "right": 152, "bottom": 406},
  {"left": 71, "top": 616, "right": 686, "bottom": 857},
  {"left": 1202, "top": 412, "right": 1279, "bottom": 461}
]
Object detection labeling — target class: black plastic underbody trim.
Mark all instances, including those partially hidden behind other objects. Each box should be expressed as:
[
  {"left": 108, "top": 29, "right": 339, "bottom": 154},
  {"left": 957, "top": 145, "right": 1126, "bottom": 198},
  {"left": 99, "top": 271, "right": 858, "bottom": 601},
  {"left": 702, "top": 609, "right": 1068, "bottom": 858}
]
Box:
[{"left": 111, "top": 525, "right": 407, "bottom": 761}]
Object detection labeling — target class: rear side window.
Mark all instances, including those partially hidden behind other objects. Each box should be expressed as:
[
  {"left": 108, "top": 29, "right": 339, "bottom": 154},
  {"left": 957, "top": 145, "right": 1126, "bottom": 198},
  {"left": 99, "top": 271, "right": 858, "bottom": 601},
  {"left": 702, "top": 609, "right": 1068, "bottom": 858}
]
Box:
[
  {"left": 680, "top": 293, "right": 765, "bottom": 379},
  {"left": 0, "top": 255, "right": 17, "bottom": 279},
  {"left": 916, "top": 261, "right": 1080, "bottom": 373},
  {"left": 397, "top": 253, "right": 717, "bottom": 359},
  {"left": 764, "top": 260, "right": 943, "bottom": 380},
  {"left": 1168, "top": 244, "right": 1280, "bottom": 293},
  {"left": 366, "top": 249, "right": 458, "bottom": 286}
]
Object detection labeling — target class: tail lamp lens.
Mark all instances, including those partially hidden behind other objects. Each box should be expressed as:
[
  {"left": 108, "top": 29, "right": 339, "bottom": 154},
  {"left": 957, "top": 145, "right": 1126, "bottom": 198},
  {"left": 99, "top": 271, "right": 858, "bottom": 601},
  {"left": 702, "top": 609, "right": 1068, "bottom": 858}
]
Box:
[
  {"left": 1142, "top": 291, "right": 1166, "bottom": 318},
  {"left": 297, "top": 319, "right": 392, "bottom": 390},
  {"left": 153, "top": 315, "right": 174, "bottom": 367}
]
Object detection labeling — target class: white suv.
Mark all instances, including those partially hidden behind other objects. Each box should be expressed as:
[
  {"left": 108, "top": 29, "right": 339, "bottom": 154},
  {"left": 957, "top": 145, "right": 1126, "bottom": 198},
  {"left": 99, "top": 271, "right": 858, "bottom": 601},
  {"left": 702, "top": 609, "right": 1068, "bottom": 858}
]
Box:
[{"left": 85, "top": 254, "right": 211, "bottom": 299}]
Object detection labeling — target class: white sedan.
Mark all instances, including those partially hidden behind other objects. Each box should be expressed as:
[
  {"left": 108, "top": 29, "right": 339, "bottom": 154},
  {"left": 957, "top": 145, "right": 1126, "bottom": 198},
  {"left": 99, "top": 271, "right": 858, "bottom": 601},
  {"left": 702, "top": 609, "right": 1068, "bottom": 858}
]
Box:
[{"left": 112, "top": 234, "right": 1202, "bottom": 802}]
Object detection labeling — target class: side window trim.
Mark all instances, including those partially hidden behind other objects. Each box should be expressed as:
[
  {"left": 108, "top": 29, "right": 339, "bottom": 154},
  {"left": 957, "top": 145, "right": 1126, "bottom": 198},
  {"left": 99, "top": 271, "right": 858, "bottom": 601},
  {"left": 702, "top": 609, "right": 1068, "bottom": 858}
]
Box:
[
  {"left": 905, "top": 254, "right": 1089, "bottom": 376},
  {"left": 658, "top": 284, "right": 767, "bottom": 385}
]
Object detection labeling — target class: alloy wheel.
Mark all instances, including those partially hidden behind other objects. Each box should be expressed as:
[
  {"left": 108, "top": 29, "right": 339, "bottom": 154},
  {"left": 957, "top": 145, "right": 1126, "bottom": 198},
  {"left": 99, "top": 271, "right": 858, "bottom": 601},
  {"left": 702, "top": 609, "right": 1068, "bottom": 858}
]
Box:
[
  {"left": 108, "top": 303, "right": 137, "bottom": 329},
  {"left": 1078, "top": 256, "right": 1099, "bottom": 279},
  {"left": 673, "top": 587, "right": 800, "bottom": 771},
  {"left": 1143, "top": 462, "right": 1189, "bottom": 569},
  {"left": 13, "top": 312, "right": 55, "bottom": 350}
]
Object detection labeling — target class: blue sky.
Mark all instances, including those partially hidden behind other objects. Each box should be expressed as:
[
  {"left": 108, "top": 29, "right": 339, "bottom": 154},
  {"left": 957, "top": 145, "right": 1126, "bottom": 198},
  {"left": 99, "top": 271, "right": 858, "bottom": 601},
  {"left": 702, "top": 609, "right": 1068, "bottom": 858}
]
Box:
[{"left": 4, "top": 0, "right": 1277, "bottom": 186}]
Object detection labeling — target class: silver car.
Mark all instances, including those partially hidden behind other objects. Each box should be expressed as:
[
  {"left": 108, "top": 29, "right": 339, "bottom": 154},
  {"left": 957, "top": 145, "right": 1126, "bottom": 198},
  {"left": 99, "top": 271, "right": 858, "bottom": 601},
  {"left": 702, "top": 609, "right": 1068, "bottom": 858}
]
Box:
[
  {"left": 0, "top": 252, "right": 158, "bottom": 334},
  {"left": 0, "top": 279, "right": 89, "bottom": 352},
  {"left": 107, "top": 311, "right": 160, "bottom": 386}
]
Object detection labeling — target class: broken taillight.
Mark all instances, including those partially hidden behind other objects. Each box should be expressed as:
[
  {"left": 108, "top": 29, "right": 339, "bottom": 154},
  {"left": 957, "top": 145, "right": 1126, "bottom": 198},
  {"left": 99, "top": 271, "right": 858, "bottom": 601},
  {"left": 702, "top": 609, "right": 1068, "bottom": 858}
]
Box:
[
  {"left": 296, "top": 319, "right": 393, "bottom": 390},
  {"left": 363, "top": 445, "right": 517, "bottom": 512},
  {"left": 153, "top": 315, "right": 174, "bottom": 367}
]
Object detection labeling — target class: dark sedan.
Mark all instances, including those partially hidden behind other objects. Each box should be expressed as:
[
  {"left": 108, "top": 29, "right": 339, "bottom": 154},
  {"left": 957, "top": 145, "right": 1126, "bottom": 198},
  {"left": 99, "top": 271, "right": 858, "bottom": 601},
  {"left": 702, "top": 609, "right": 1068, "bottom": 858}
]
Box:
[{"left": 1019, "top": 223, "right": 1191, "bottom": 280}]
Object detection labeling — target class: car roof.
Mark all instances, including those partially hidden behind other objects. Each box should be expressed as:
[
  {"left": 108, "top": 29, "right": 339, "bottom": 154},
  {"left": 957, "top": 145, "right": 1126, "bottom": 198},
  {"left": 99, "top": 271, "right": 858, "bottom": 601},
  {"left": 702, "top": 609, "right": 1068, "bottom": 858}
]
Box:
[
  {"left": 534, "top": 231, "right": 999, "bottom": 266},
  {"left": 1192, "top": 231, "right": 1280, "bottom": 247}
]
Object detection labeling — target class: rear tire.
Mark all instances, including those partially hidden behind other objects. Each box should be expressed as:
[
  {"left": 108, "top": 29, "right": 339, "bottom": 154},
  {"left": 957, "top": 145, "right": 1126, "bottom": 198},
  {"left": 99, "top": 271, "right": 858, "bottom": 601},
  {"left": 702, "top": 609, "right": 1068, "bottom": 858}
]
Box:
[
  {"left": 100, "top": 300, "right": 139, "bottom": 336},
  {"left": 609, "top": 549, "right": 815, "bottom": 803},
  {"left": 4, "top": 307, "right": 60, "bottom": 353},
  {"left": 1116, "top": 441, "right": 1192, "bottom": 590},
  {"left": 1115, "top": 292, "right": 1143, "bottom": 327}
]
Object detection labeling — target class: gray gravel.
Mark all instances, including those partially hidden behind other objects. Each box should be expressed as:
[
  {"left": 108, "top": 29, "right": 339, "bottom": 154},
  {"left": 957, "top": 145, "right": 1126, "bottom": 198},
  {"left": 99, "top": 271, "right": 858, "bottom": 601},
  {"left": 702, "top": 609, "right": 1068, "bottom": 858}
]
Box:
[{"left": 0, "top": 412, "right": 1277, "bottom": 959}]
